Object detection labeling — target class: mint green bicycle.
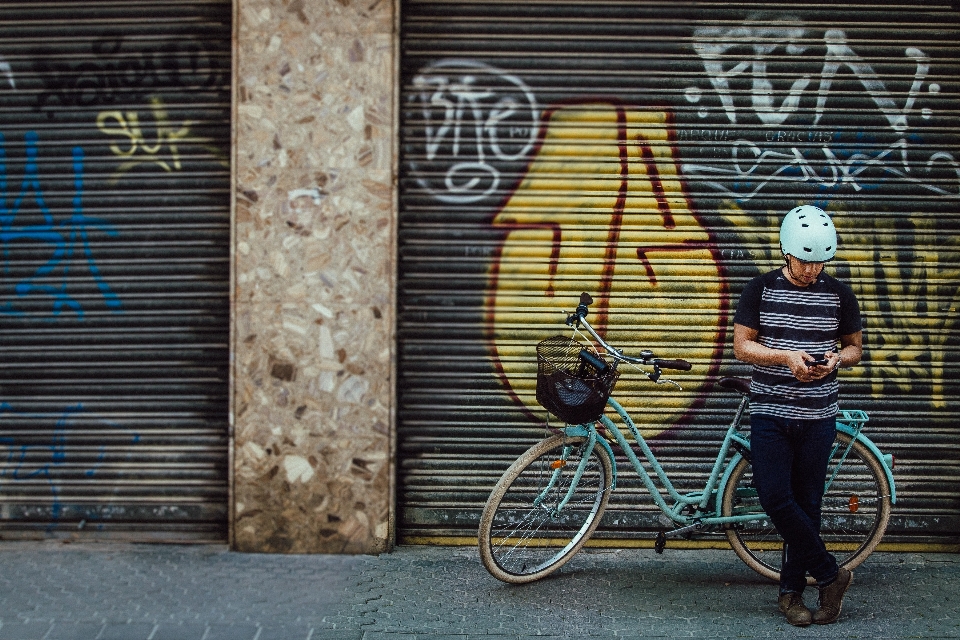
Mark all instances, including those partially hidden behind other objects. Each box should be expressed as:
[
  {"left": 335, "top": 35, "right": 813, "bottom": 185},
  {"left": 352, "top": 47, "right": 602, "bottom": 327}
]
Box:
[{"left": 479, "top": 293, "right": 895, "bottom": 584}]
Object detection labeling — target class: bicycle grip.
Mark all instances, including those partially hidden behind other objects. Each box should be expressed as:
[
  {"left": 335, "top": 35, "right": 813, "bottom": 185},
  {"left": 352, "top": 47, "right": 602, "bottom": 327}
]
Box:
[
  {"left": 578, "top": 349, "right": 609, "bottom": 374},
  {"left": 655, "top": 358, "right": 692, "bottom": 371}
]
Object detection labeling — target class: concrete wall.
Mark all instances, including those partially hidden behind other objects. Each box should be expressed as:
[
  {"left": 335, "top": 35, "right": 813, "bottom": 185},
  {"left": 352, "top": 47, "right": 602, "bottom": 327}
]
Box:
[{"left": 232, "top": 0, "right": 395, "bottom": 553}]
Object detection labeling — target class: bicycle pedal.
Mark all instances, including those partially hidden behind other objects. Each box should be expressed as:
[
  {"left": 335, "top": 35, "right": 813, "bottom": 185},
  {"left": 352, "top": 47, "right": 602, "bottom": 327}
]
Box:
[{"left": 654, "top": 530, "right": 666, "bottom": 554}]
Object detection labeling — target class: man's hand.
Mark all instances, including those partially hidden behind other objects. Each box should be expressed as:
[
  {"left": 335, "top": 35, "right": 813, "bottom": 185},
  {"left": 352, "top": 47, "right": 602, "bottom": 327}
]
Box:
[
  {"left": 802, "top": 351, "right": 840, "bottom": 381},
  {"left": 787, "top": 351, "right": 828, "bottom": 382}
]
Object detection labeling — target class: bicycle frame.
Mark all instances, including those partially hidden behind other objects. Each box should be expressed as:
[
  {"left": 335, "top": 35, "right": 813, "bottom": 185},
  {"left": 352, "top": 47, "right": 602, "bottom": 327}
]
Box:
[
  {"left": 540, "top": 296, "right": 895, "bottom": 540},
  {"left": 559, "top": 393, "right": 758, "bottom": 530},
  {"left": 555, "top": 394, "right": 896, "bottom": 533}
]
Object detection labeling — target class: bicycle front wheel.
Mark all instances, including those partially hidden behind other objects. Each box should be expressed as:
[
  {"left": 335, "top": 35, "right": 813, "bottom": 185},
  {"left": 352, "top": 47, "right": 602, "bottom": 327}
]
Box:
[
  {"left": 478, "top": 433, "right": 613, "bottom": 584},
  {"left": 722, "top": 431, "right": 892, "bottom": 583}
]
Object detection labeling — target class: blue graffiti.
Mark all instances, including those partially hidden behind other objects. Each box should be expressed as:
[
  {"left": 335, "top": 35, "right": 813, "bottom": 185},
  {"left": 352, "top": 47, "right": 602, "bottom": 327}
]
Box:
[
  {"left": 0, "top": 131, "right": 122, "bottom": 318},
  {"left": 681, "top": 136, "right": 960, "bottom": 202},
  {"left": 0, "top": 402, "right": 141, "bottom": 528}
]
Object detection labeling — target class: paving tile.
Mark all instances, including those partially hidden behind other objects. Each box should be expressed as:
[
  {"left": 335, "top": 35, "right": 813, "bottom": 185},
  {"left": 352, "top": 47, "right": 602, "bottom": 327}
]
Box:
[
  {"left": 44, "top": 623, "right": 104, "bottom": 640},
  {"left": 310, "top": 630, "right": 362, "bottom": 640},
  {"left": 149, "top": 624, "right": 207, "bottom": 640},
  {"left": 255, "top": 625, "right": 311, "bottom": 640},
  {"left": 98, "top": 623, "right": 155, "bottom": 640},
  {"left": 0, "top": 622, "right": 52, "bottom": 640},
  {"left": 202, "top": 624, "right": 258, "bottom": 640}
]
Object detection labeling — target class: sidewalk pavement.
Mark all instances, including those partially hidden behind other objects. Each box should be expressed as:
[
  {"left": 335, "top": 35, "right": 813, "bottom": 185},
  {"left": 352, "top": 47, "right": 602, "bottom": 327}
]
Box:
[{"left": 0, "top": 542, "right": 957, "bottom": 639}]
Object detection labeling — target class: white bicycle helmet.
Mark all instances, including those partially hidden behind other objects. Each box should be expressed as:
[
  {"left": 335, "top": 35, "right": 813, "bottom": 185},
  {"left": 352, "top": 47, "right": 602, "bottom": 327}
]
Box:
[{"left": 779, "top": 205, "right": 837, "bottom": 262}]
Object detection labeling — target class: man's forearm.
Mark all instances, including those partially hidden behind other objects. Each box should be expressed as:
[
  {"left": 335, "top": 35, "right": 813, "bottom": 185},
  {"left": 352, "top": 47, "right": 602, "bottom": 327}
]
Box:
[
  {"left": 835, "top": 344, "right": 862, "bottom": 369},
  {"left": 734, "top": 338, "right": 791, "bottom": 367}
]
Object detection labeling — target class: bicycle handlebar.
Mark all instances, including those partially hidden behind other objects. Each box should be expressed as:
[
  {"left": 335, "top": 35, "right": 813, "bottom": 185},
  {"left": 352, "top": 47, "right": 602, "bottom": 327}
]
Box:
[
  {"left": 654, "top": 358, "right": 693, "bottom": 372},
  {"left": 565, "top": 292, "right": 692, "bottom": 372}
]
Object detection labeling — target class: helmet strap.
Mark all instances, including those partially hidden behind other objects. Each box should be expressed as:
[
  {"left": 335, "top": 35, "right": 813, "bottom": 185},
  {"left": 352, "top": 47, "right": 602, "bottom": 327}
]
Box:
[{"left": 782, "top": 250, "right": 824, "bottom": 286}]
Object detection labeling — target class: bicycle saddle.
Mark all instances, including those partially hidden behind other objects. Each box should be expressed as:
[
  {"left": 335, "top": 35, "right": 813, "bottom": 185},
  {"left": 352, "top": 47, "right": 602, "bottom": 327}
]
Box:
[{"left": 718, "top": 377, "right": 751, "bottom": 396}]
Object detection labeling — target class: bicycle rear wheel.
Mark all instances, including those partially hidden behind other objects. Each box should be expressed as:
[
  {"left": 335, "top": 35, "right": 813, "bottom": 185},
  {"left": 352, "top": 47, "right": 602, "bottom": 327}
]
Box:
[
  {"left": 722, "top": 431, "right": 892, "bottom": 583},
  {"left": 478, "top": 433, "right": 613, "bottom": 584}
]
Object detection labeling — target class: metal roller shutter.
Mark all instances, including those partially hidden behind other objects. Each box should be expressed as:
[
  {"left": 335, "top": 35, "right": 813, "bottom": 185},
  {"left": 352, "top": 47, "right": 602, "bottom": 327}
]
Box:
[
  {"left": 0, "top": 1, "right": 231, "bottom": 541},
  {"left": 398, "top": 1, "right": 960, "bottom": 546}
]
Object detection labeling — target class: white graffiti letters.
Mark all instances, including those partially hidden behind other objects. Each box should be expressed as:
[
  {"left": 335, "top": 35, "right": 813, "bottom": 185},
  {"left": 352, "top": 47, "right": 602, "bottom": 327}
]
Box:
[
  {"left": 0, "top": 55, "right": 14, "bottom": 90},
  {"left": 409, "top": 60, "right": 539, "bottom": 203},
  {"left": 815, "top": 30, "right": 929, "bottom": 132},
  {"left": 693, "top": 20, "right": 811, "bottom": 126},
  {"left": 693, "top": 20, "right": 930, "bottom": 133},
  {"left": 686, "top": 16, "right": 954, "bottom": 200}
]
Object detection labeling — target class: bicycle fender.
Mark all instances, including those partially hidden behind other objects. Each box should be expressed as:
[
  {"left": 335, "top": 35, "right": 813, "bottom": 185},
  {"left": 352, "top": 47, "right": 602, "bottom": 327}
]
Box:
[
  {"left": 714, "top": 451, "right": 747, "bottom": 518},
  {"left": 563, "top": 424, "right": 618, "bottom": 491},
  {"left": 836, "top": 423, "right": 897, "bottom": 504}
]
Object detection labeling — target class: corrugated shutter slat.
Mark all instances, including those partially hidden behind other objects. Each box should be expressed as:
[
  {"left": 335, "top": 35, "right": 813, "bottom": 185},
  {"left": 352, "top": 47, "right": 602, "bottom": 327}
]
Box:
[{"left": 0, "top": 1, "right": 230, "bottom": 541}]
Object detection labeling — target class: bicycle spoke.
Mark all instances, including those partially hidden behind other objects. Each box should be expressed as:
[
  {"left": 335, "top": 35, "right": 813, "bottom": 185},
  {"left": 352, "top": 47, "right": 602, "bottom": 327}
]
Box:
[
  {"left": 479, "top": 435, "right": 613, "bottom": 583},
  {"left": 723, "top": 432, "right": 891, "bottom": 583}
]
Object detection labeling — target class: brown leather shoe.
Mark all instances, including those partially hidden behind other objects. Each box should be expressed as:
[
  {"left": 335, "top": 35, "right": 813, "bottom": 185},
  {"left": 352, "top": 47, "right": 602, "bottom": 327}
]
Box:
[
  {"left": 778, "top": 592, "right": 812, "bottom": 627},
  {"left": 813, "top": 567, "right": 853, "bottom": 625}
]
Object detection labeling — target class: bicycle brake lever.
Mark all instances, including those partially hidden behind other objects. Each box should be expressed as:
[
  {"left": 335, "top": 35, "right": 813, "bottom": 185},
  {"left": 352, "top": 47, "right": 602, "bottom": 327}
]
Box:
[
  {"left": 565, "top": 304, "right": 590, "bottom": 326},
  {"left": 648, "top": 365, "right": 682, "bottom": 390}
]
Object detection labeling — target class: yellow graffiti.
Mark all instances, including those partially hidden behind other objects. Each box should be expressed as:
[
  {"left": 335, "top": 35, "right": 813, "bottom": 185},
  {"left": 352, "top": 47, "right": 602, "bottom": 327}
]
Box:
[
  {"left": 491, "top": 103, "right": 726, "bottom": 437},
  {"left": 97, "top": 96, "right": 226, "bottom": 183},
  {"left": 848, "top": 242, "right": 960, "bottom": 409},
  {"left": 714, "top": 203, "right": 959, "bottom": 412}
]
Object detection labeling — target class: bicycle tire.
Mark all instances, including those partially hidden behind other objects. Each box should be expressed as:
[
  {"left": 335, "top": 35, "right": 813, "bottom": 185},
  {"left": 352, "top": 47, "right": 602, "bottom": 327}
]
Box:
[
  {"left": 722, "top": 431, "right": 892, "bottom": 584},
  {"left": 478, "top": 433, "right": 613, "bottom": 584}
]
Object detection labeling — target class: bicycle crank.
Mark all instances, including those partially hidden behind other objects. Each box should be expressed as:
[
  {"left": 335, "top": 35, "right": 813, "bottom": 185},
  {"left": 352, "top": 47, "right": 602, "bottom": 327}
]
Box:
[{"left": 654, "top": 521, "right": 703, "bottom": 554}]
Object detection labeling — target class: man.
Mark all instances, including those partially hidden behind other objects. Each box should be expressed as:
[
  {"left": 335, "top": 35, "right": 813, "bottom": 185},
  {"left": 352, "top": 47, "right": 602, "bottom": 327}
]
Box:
[{"left": 732, "top": 205, "right": 863, "bottom": 626}]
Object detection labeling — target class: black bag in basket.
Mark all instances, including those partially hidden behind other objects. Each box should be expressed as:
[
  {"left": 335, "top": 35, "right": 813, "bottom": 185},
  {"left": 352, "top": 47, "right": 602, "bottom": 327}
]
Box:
[{"left": 536, "top": 335, "right": 619, "bottom": 424}]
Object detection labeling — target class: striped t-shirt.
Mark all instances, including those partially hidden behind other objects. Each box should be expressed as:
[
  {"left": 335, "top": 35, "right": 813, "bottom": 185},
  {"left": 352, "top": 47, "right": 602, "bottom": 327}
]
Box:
[{"left": 733, "top": 268, "right": 862, "bottom": 420}]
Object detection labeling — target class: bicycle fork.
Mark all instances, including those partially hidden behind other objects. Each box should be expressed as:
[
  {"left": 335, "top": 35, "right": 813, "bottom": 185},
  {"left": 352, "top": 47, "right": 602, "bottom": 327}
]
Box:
[{"left": 534, "top": 428, "right": 614, "bottom": 516}]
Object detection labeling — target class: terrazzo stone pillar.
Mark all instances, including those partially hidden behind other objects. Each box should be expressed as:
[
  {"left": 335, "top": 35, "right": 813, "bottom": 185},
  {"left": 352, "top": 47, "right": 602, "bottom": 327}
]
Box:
[{"left": 232, "top": 0, "right": 396, "bottom": 553}]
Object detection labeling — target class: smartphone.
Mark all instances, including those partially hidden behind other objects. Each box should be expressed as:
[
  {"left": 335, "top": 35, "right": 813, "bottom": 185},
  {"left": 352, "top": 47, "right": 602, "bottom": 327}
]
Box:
[{"left": 808, "top": 355, "right": 828, "bottom": 367}]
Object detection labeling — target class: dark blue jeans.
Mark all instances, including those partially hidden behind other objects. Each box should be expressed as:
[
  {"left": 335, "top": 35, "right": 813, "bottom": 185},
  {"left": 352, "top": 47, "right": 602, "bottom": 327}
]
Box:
[{"left": 750, "top": 414, "right": 839, "bottom": 594}]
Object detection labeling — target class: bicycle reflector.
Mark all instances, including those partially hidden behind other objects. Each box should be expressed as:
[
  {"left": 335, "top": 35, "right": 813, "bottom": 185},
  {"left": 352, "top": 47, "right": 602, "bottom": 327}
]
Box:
[
  {"left": 551, "top": 459, "right": 567, "bottom": 469},
  {"left": 849, "top": 494, "right": 859, "bottom": 513}
]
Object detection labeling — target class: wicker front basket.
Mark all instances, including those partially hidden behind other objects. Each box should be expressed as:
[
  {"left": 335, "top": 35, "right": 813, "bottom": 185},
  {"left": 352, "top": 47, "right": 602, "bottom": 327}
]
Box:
[{"left": 535, "top": 335, "right": 619, "bottom": 425}]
